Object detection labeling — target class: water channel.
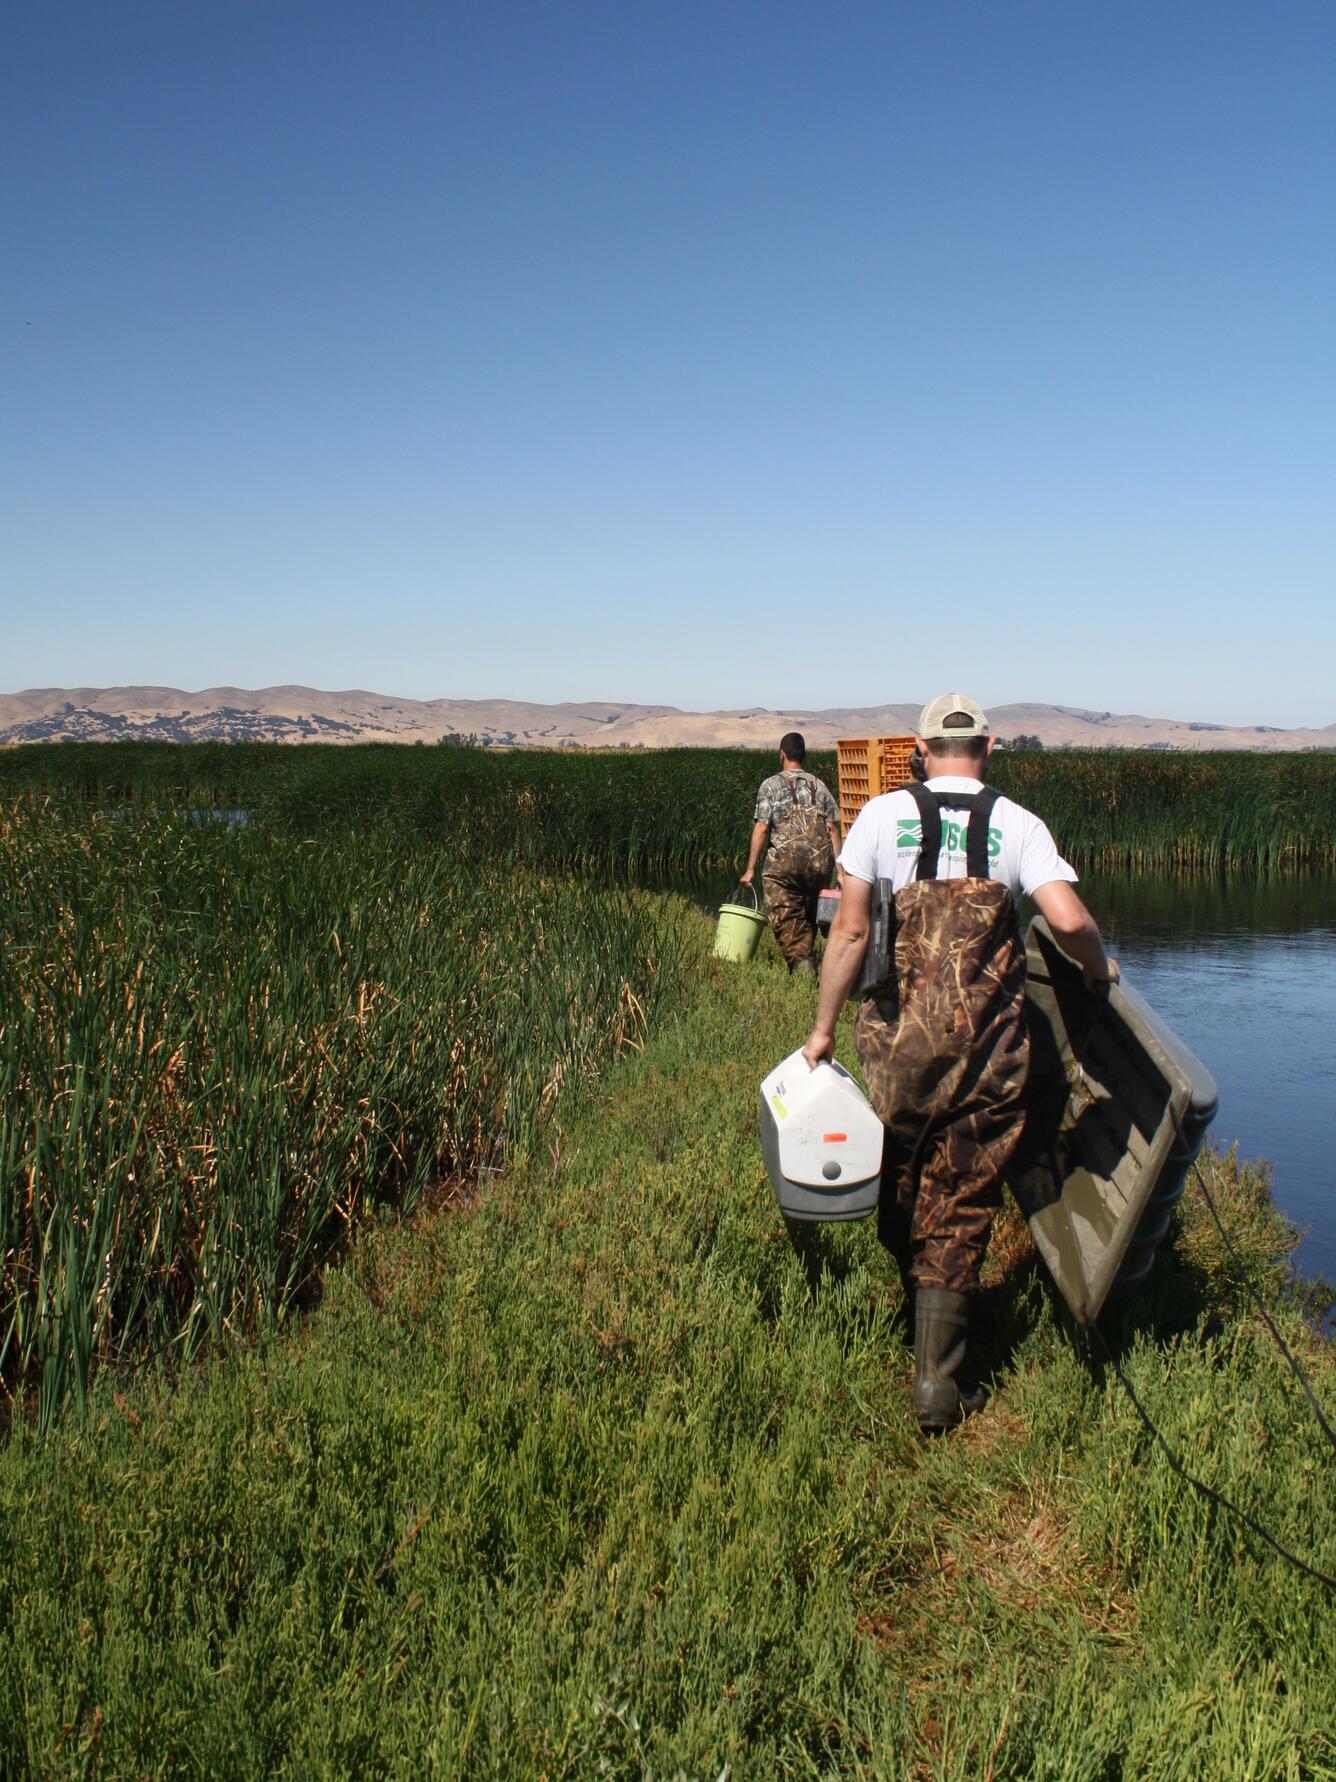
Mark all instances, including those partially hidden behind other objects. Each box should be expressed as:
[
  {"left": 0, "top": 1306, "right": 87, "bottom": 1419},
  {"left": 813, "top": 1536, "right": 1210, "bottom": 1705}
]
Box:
[{"left": 1078, "top": 870, "right": 1336, "bottom": 1286}]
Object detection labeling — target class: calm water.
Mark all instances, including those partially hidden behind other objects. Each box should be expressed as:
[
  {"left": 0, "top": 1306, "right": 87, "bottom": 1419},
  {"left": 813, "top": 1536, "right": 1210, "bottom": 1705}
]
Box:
[{"left": 1077, "top": 871, "right": 1336, "bottom": 1285}]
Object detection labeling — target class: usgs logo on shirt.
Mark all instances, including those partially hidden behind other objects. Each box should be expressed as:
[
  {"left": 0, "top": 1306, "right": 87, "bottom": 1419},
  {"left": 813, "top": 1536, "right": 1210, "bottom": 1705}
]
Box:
[{"left": 896, "top": 818, "right": 1003, "bottom": 859}]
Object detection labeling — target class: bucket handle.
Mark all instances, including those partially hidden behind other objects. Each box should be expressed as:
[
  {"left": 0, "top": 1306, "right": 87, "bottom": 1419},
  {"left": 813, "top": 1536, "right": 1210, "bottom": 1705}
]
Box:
[{"left": 730, "top": 881, "right": 760, "bottom": 911}]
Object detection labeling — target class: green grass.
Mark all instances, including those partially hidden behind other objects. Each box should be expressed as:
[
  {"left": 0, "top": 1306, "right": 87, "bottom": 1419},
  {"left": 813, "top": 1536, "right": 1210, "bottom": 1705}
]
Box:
[
  {"left": 0, "top": 922, "right": 1332, "bottom": 1777},
  {"left": 5, "top": 740, "right": 1336, "bottom": 872}
]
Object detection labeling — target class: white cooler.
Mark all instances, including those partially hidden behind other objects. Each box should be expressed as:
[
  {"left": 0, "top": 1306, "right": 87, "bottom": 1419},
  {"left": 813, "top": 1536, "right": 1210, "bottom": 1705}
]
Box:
[{"left": 759, "top": 1049, "right": 883, "bottom": 1221}]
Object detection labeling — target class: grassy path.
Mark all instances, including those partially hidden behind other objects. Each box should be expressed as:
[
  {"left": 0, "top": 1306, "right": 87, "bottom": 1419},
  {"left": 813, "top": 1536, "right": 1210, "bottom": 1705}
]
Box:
[{"left": 1, "top": 909, "right": 1333, "bottom": 1777}]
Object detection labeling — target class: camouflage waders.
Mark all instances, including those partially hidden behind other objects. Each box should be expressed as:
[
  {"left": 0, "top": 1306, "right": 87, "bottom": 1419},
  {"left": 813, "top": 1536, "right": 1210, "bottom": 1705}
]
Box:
[
  {"left": 763, "top": 853, "right": 831, "bottom": 966},
  {"left": 758, "top": 771, "right": 836, "bottom": 969},
  {"left": 855, "top": 788, "right": 1029, "bottom": 1296}
]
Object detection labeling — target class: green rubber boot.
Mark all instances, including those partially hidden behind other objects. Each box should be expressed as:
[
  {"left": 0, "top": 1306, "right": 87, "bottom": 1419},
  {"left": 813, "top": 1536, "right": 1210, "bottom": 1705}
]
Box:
[{"left": 912, "top": 1289, "right": 987, "bottom": 1432}]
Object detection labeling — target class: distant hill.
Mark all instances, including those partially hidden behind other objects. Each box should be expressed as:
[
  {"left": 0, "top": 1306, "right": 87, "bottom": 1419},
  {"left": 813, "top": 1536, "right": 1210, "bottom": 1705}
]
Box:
[{"left": 1, "top": 686, "right": 1333, "bottom": 751}]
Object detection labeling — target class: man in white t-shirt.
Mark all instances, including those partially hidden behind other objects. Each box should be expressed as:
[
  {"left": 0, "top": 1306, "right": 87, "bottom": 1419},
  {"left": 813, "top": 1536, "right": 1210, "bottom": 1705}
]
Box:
[{"left": 802, "top": 693, "right": 1118, "bottom": 1432}]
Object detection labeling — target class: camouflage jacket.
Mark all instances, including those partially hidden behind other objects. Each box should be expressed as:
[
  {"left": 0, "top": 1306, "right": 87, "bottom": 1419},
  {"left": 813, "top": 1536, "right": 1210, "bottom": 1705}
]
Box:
[{"left": 755, "top": 770, "right": 838, "bottom": 865}]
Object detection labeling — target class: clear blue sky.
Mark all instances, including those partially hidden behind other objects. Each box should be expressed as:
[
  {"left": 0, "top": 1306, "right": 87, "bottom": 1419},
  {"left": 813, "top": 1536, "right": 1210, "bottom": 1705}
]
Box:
[{"left": 5, "top": 1, "right": 1333, "bottom": 724}]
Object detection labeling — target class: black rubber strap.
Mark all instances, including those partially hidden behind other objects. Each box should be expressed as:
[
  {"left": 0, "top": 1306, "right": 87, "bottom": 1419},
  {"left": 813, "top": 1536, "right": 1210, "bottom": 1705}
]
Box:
[
  {"left": 903, "top": 783, "right": 942, "bottom": 881},
  {"left": 966, "top": 786, "right": 1001, "bottom": 879},
  {"left": 905, "top": 782, "right": 999, "bottom": 882}
]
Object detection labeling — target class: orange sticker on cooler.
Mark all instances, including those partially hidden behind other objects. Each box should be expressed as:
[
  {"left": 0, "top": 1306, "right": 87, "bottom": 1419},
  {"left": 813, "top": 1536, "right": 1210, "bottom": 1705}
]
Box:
[{"left": 822, "top": 1132, "right": 847, "bottom": 1143}]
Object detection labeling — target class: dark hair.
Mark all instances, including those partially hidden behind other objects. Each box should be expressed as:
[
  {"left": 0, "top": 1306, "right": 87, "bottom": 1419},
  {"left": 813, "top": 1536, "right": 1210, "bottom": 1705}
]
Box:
[
  {"left": 928, "top": 736, "right": 988, "bottom": 762},
  {"left": 927, "top": 710, "right": 988, "bottom": 762},
  {"left": 779, "top": 731, "right": 806, "bottom": 763}
]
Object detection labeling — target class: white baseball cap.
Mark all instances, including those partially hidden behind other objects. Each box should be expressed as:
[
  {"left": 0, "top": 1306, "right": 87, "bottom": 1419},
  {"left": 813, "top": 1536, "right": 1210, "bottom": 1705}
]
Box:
[{"left": 917, "top": 693, "right": 989, "bottom": 739}]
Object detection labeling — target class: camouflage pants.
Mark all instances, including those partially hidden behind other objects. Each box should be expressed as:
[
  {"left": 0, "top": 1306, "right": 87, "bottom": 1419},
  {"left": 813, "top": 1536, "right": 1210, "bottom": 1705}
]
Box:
[
  {"left": 763, "top": 843, "right": 832, "bottom": 967},
  {"left": 855, "top": 879, "right": 1029, "bottom": 1295}
]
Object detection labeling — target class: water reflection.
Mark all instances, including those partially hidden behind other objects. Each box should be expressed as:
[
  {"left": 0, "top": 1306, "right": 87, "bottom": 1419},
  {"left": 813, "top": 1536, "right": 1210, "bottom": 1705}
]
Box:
[
  {"left": 1076, "top": 871, "right": 1335, "bottom": 1285},
  {"left": 1078, "top": 868, "right": 1336, "bottom": 944}
]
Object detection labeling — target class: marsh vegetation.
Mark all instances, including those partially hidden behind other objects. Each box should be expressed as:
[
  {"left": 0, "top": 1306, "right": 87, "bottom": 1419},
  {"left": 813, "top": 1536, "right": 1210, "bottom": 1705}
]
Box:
[{"left": 0, "top": 745, "right": 1332, "bottom": 1775}]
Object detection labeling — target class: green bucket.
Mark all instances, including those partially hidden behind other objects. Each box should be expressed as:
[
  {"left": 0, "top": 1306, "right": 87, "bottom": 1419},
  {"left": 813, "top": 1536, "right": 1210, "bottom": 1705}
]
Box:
[{"left": 714, "top": 883, "right": 767, "bottom": 963}]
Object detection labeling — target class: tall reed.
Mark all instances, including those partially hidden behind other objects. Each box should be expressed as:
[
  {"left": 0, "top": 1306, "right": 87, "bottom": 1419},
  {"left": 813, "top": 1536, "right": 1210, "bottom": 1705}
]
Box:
[
  {"left": 4, "top": 741, "right": 1335, "bottom": 873},
  {"left": 987, "top": 748, "right": 1334, "bottom": 871},
  {"left": 0, "top": 796, "right": 686, "bottom": 1424}
]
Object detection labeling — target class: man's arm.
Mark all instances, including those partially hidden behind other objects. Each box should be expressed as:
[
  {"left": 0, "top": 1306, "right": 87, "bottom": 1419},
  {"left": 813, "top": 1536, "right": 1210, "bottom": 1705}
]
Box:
[
  {"left": 802, "top": 875, "right": 872, "bottom": 1067},
  {"left": 827, "top": 819, "right": 843, "bottom": 877},
  {"left": 1030, "top": 879, "right": 1119, "bottom": 988},
  {"left": 740, "top": 820, "right": 769, "bottom": 887}
]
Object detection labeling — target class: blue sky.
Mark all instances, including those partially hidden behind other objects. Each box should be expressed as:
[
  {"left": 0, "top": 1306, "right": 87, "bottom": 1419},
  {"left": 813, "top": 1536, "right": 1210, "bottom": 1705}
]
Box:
[{"left": 5, "top": 1, "right": 1333, "bottom": 723}]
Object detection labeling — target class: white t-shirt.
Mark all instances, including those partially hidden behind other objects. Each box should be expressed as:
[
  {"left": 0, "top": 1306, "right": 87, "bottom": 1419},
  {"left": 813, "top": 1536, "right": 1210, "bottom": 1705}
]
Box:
[{"left": 838, "top": 776, "right": 1077, "bottom": 901}]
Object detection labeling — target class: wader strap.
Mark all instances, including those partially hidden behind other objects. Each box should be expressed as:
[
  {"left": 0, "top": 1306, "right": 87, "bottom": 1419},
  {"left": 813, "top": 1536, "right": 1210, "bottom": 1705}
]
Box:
[
  {"left": 965, "top": 786, "right": 1001, "bottom": 879},
  {"left": 904, "top": 783, "right": 1002, "bottom": 882},
  {"left": 904, "top": 783, "right": 943, "bottom": 882}
]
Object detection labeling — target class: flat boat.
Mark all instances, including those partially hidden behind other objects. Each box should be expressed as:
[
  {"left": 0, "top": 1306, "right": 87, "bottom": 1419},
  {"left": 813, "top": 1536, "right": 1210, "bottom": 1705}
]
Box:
[{"left": 1008, "top": 916, "right": 1218, "bottom": 1324}]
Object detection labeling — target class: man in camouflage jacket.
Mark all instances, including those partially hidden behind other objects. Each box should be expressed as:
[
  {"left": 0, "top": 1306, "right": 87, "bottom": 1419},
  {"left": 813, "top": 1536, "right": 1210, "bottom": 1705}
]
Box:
[
  {"left": 801, "top": 695, "right": 1118, "bottom": 1431},
  {"left": 741, "top": 732, "right": 841, "bottom": 973}
]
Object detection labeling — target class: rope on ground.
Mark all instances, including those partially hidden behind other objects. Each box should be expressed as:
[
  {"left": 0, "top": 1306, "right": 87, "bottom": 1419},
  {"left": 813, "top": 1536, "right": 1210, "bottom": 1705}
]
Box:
[
  {"left": 1179, "top": 1133, "right": 1336, "bottom": 1456},
  {"left": 1086, "top": 1318, "right": 1336, "bottom": 1593}
]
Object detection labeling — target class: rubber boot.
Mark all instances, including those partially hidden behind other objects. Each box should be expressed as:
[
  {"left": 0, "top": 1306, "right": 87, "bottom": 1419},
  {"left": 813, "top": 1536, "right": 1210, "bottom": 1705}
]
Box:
[
  {"left": 793, "top": 956, "right": 817, "bottom": 977},
  {"left": 912, "top": 1289, "right": 987, "bottom": 1432}
]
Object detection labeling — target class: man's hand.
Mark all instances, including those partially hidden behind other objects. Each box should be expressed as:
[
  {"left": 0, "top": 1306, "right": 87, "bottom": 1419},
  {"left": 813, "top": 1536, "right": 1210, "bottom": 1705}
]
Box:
[
  {"left": 741, "top": 820, "right": 768, "bottom": 889},
  {"left": 802, "top": 1025, "right": 835, "bottom": 1069},
  {"left": 1083, "top": 957, "right": 1120, "bottom": 992}
]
